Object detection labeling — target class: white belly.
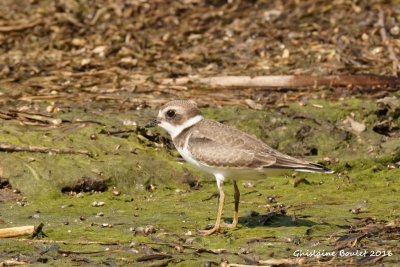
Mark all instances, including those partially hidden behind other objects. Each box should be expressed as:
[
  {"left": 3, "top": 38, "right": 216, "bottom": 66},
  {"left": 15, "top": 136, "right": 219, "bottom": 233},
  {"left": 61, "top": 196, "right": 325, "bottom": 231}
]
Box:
[
  {"left": 177, "top": 146, "right": 211, "bottom": 172},
  {"left": 175, "top": 132, "right": 290, "bottom": 179}
]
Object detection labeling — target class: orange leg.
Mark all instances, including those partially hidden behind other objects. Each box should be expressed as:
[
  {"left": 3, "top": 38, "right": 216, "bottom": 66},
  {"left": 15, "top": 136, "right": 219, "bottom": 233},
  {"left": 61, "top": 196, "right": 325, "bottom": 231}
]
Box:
[
  {"left": 222, "top": 180, "right": 240, "bottom": 229},
  {"left": 199, "top": 174, "right": 228, "bottom": 235},
  {"left": 199, "top": 185, "right": 225, "bottom": 235}
]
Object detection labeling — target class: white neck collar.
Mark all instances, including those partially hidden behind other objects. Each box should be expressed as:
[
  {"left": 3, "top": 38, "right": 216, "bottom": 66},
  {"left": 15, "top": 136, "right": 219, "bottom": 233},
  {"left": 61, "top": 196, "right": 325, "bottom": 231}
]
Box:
[{"left": 159, "top": 115, "right": 203, "bottom": 138}]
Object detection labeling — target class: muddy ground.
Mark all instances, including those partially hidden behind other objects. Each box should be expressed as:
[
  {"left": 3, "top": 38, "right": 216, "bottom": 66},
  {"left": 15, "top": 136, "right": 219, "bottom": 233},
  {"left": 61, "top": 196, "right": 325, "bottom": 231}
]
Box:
[{"left": 0, "top": 0, "right": 400, "bottom": 266}]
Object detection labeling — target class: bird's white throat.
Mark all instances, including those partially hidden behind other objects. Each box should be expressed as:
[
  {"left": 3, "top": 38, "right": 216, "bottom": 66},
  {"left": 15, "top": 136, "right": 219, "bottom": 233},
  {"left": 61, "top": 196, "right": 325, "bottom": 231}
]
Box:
[{"left": 159, "top": 115, "right": 204, "bottom": 138}]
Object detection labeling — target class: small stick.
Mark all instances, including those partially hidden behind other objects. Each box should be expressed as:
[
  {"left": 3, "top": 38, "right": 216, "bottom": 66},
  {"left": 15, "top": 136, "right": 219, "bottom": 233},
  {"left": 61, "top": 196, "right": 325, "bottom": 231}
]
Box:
[
  {"left": 258, "top": 258, "right": 306, "bottom": 265},
  {"left": 13, "top": 238, "right": 119, "bottom": 245},
  {"left": 0, "top": 143, "right": 92, "bottom": 157},
  {"left": 0, "top": 225, "right": 35, "bottom": 238},
  {"left": 228, "top": 264, "right": 270, "bottom": 267},
  {"left": 0, "top": 259, "right": 27, "bottom": 266},
  {"left": 57, "top": 249, "right": 105, "bottom": 255},
  {"left": 0, "top": 110, "right": 61, "bottom": 125},
  {"left": 377, "top": 10, "right": 399, "bottom": 76},
  {"left": 0, "top": 18, "right": 43, "bottom": 32},
  {"left": 31, "top": 223, "right": 47, "bottom": 239},
  {"left": 161, "top": 75, "right": 400, "bottom": 89}
]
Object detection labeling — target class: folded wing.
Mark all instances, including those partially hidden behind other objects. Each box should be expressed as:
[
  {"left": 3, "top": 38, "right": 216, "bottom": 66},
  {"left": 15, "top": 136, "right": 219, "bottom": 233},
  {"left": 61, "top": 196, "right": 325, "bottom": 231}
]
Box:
[{"left": 187, "top": 120, "right": 332, "bottom": 173}]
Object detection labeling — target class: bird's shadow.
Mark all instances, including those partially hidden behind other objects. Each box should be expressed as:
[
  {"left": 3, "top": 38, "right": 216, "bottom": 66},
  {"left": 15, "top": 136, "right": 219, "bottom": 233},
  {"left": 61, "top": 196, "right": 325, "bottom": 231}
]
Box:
[{"left": 233, "top": 212, "right": 318, "bottom": 228}]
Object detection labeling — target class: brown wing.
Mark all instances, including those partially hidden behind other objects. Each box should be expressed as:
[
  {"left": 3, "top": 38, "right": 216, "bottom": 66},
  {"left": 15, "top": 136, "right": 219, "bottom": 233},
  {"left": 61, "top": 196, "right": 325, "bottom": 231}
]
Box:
[
  {"left": 187, "top": 120, "right": 332, "bottom": 173},
  {"left": 187, "top": 120, "right": 276, "bottom": 168}
]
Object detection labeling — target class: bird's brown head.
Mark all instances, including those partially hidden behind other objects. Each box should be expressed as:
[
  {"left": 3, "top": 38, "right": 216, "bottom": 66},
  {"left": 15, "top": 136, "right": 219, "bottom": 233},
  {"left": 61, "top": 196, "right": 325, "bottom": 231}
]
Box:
[{"left": 146, "top": 100, "right": 203, "bottom": 138}]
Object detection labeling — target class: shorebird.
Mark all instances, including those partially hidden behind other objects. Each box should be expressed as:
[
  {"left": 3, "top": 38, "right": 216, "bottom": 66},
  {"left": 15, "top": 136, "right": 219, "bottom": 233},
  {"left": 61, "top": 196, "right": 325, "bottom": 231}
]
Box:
[{"left": 146, "top": 100, "right": 333, "bottom": 235}]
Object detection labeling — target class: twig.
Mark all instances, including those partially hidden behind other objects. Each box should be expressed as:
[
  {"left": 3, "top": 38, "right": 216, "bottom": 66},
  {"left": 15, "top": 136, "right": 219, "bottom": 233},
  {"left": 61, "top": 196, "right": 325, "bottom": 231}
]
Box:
[
  {"left": 100, "top": 129, "right": 137, "bottom": 135},
  {"left": 228, "top": 264, "right": 269, "bottom": 267},
  {"left": 90, "top": 7, "right": 112, "bottom": 25},
  {"left": 0, "top": 18, "right": 43, "bottom": 32},
  {"left": 258, "top": 258, "right": 306, "bottom": 265},
  {"left": 228, "top": 257, "right": 306, "bottom": 267},
  {"left": 378, "top": 10, "right": 399, "bottom": 76},
  {"left": 54, "top": 13, "right": 85, "bottom": 28},
  {"left": 0, "top": 143, "right": 92, "bottom": 157},
  {"left": 161, "top": 75, "right": 400, "bottom": 89},
  {"left": 31, "top": 223, "right": 47, "bottom": 239},
  {"left": 13, "top": 238, "right": 119, "bottom": 245},
  {"left": 142, "top": 240, "right": 236, "bottom": 255},
  {"left": 0, "top": 259, "right": 27, "bottom": 266},
  {"left": 136, "top": 254, "right": 173, "bottom": 262},
  {"left": 0, "top": 110, "right": 62, "bottom": 125},
  {"left": 58, "top": 249, "right": 105, "bottom": 255},
  {"left": 0, "top": 225, "right": 35, "bottom": 238}
]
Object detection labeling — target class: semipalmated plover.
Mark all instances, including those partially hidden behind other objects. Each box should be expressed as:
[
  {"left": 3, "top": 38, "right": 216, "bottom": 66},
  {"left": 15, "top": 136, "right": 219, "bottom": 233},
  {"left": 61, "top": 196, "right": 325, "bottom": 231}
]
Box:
[{"left": 146, "top": 100, "right": 333, "bottom": 235}]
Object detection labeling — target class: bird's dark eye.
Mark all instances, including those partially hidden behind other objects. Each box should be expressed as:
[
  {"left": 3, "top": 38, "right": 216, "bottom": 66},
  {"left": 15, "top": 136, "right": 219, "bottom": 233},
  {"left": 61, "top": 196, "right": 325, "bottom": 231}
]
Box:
[{"left": 166, "top": 109, "right": 176, "bottom": 118}]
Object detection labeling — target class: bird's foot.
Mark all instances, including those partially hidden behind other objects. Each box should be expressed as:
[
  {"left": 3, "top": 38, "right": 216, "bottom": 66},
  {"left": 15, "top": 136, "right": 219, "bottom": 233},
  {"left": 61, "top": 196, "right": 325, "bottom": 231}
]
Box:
[
  {"left": 221, "top": 221, "right": 238, "bottom": 229},
  {"left": 198, "top": 225, "right": 221, "bottom": 236}
]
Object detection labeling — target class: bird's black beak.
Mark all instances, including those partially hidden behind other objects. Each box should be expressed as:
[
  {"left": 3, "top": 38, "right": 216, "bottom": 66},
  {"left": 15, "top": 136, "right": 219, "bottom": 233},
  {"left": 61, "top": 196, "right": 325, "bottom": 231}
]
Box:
[{"left": 145, "top": 118, "right": 160, "bottom": 128}]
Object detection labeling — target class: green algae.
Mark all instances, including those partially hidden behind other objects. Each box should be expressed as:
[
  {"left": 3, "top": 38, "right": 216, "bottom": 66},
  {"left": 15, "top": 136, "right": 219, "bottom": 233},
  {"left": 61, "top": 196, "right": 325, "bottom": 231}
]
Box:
[{"left": 1, "top": 99, "right": 400, "bottom": 265}]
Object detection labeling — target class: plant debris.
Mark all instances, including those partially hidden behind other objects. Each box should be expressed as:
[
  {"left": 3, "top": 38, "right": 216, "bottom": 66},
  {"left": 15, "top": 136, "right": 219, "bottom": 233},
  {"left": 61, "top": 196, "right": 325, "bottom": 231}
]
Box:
[{"left": 61, "top": 177, "right": 108, "bottom": 194}]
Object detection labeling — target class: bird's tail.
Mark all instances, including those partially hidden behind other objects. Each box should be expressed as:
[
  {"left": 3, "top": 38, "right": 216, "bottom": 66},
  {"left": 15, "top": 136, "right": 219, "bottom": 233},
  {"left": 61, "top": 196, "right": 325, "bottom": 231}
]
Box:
[
  {"left": 293, "top": 162, "right": 334, "bottom": 174},
  {"left": 264, "top": 156, "right": 334, "bottom": 174}
]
